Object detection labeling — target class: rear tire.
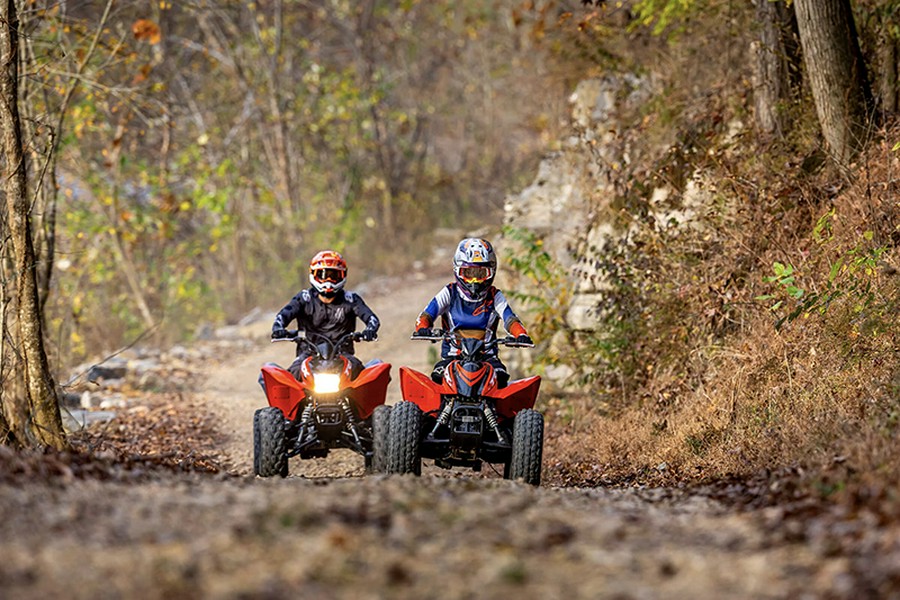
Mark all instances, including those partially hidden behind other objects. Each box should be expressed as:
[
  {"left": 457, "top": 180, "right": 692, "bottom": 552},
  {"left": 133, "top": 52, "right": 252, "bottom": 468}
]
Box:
[
  {"left": 368, "top": 405, "right": 392, "bottom": 474},
  {"left": 386, "top": 401, "right": 422, "bottom": 476},
  {"left": 254, "top": 407, "right": 288, "bottom": 478},
  {"left": 507, "top": 409, "right": 543, "bottom": 486}
]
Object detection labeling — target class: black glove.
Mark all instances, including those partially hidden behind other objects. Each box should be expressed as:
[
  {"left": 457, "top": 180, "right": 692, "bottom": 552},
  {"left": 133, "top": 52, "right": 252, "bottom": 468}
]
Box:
[
  {"left": 515, "top": 334, "right": 534, "bottom": 346},
  {"left": 359, "top": 328, "right": 377, "bottom": 342},
  {"left": 413, "top": 327, "right": 431, "bottom": 338},
  {"left": 271, "top": 328, "right": 291, "bottom": 340}
]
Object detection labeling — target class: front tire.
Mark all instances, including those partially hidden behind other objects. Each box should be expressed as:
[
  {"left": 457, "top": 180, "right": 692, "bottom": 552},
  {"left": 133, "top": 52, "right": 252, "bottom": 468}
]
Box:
[
  {"left": 506, "top": 409, "right": 543, "bottom": 486},
  {"left": 367, "top": 405, "right": 392, "bottom": 474},
  {"left": 386, "top": 401, "right": 422, "bottom": 476},
  {"left": 254, "top": 407, "right": 288, "bottom": 478}
]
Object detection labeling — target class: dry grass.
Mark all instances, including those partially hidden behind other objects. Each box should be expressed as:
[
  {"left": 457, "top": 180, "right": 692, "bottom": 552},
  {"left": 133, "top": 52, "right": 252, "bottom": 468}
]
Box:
[{"left": 544, "top": 123, "right": 900, "bottom": 507}]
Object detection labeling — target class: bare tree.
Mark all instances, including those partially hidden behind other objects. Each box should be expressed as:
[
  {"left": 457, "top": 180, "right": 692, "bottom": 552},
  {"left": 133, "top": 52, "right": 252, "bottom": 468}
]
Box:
[
  {"left": 794, "top": 0, "right": 874, "bottom": 164},
  {"left": 20, "top": 0, "right": 116, "bottom": 315},
  {"left": 876, "top": 4, "right": 899, "bottom": 115},
  {"left": 751, "top": 0, "right": 801, "bottom": 137},
  {"left": 0, "top": 0, "right": 66, "bottom": 449}
]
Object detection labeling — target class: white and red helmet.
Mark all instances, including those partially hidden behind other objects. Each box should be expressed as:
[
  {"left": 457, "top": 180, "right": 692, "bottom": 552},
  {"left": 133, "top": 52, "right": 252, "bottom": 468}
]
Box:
[
  {"left": 453, "top": 238, "right": 496, "bottom": 300},
  {"left": 309, "top": 250, "right": 347, "bottom": 296}
]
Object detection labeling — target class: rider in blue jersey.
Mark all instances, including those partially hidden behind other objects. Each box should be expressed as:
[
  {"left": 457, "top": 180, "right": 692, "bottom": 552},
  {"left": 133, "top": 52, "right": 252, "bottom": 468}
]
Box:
[{"left": 412, "top": 238, "right": 533, "bottom": 387}]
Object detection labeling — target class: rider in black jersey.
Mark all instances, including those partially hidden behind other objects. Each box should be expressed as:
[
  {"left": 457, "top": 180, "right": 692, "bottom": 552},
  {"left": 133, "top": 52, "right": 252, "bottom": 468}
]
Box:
[{"left": 272, "top": 250, "right": 380, "bottom": 380}]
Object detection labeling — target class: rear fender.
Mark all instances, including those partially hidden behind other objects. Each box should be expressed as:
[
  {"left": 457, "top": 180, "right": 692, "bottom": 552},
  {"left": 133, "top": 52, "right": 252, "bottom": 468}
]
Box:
[
  {"left": 347, "top": 362, "right": 392, "bottom": 420},
  {"left": 261, "top": 365, "right": 307, "bottom": 420},
  {"left": 399, "top": 366, "right": 443, "bottom": 413},
  {"left": 494, "top": 376, "right": 541, "bottom": 419}
]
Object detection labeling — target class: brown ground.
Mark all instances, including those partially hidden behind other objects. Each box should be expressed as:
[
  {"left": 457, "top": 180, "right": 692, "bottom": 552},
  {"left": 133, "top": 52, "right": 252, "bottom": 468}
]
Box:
[{"left": 0, "top": 275, "right": 892, "bottom": 599}]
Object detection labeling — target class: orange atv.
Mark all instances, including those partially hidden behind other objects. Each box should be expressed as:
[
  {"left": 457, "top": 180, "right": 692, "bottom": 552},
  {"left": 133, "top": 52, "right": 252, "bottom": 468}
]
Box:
[
  {"left": 254, "top": 331, "right": 391, "bottom": 477},
  {"left": 384, "top": 329, "right": 543, "bottom": 485}
]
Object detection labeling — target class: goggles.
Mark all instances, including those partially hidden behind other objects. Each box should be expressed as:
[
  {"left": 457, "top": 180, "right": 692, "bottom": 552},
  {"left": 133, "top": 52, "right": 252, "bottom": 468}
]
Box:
[
  {"left": 458, "top": 265, "right": 492, "bottom": 283},
  {"left": 313, "top": 268, "right": 345, "bottom": 283}
]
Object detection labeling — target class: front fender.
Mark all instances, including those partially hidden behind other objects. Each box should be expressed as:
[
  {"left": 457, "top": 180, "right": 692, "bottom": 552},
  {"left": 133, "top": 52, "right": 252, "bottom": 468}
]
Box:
[
  {"left": 261, "top": 365, "right": 307, "bottom": 420},
  {"left": 494, "top": 376, "right": 541, "bottom": 419},
  {"left": 399, "top": 366, "right": 443, "bottom": 413},
  {"left": 347, "top": 362, "right": 392, "bottom": 420}
]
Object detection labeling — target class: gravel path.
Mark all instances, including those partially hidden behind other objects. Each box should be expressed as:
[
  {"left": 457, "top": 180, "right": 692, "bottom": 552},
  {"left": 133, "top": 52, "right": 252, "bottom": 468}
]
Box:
[
  {"left": 0, "top": 475, "right": 851, "bottom": 599},
  {"left": 0, "top": 275, "right": 865, "bottom": 599}
]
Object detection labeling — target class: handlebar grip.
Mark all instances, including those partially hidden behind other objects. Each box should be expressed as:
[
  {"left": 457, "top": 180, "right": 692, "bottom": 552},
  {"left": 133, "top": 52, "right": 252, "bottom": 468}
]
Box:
[
  {"left": 500, "top": 336, "right": 534, "bottom": 348},
  {"left": 410, "top": 335, "right": 443, "bottom": 342},
  {"left": 271, "top": 329, "right": 300, "bottom": 342}
]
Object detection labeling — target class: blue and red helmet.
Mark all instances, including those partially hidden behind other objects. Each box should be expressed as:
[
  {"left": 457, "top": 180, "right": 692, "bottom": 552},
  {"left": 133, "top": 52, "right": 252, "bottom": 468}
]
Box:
[{"left": 453, "top": 238, "right": 496, "bottom": 300}]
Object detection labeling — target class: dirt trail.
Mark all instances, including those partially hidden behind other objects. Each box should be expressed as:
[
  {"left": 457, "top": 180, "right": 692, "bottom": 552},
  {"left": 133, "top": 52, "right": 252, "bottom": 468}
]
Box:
[
  {"left": 0, "top": 275, "right": 862, "bottom": 599},
  {"left": 179, "top": 277, "right": 852, "bottom": 598}
]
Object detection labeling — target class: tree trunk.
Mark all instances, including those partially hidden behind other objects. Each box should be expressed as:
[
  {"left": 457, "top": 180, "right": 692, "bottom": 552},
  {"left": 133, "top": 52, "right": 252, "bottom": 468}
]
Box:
[
  {"left": 794, "top": 0, "right": 874, "bottom": 165},
  {"left": 0, "top": 0, "right": 66, "bottom": 450},
  {"left": 880, "top": 36, "right": 898, "bottom": 114},
  {"left": 0, "top": 409, "right": 12, "bottom": 445},
  {"left": 251, "top": 0, "right": 299, "bottom": 218},
  {"left": 0, "top": 261, "right": 22, "bottom": 447},
  {"left": 751, "top": 0, "right": 801, "bottom": 136}
]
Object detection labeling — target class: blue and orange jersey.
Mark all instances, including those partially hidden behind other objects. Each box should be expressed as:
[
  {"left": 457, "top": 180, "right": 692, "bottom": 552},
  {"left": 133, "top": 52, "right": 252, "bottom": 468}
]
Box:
[{"left": 416, "top": 283, "right": 527, "bottom": 357}]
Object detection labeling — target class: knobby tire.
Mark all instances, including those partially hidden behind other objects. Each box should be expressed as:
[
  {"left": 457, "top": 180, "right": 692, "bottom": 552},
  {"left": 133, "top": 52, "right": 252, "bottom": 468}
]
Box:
[
  {"left": 386, "top": 401, "right": 422, "bottom": 476},
  {"left": 508, "top": 408, "right": 543, "bottom": 486},
  {"left": 254, "top": 407, "right": 288, "bottom": 478}
]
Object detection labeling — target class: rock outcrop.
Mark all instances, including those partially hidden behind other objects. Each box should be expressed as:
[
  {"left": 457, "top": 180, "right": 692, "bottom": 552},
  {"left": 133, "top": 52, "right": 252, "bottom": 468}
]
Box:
[{"left": 503, "top": 73, "right": 741, "bottom": 386}]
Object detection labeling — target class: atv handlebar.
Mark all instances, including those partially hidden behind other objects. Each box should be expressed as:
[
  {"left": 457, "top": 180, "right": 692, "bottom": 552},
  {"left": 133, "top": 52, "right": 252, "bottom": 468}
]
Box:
[
  {"left": 410, "top": 329, "right": 534, "bottom": 348},
  {"left": 272, "top": 330, "right": 371, "bottom": 342},
  {"left": 271, "top": 330, "right": 372, "bottom": 355}
]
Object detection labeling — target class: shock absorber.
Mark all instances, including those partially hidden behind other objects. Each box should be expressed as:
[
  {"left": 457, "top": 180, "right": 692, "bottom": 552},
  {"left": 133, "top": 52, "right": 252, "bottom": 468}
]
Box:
[
  {"left": 295, "top": 402, "right": 315, "bottom": 448},
  {"left": 429, "top": 397, "right": 455, "bottom": 437},
  {"left": 483, "top": 404, "right": 507, "bottom": 445},
  {"left": 300, "top": 403, "right": 314, "bottom": 423},
  {"left": 340, "top": 399, "right": 362, "bottom": 447}
]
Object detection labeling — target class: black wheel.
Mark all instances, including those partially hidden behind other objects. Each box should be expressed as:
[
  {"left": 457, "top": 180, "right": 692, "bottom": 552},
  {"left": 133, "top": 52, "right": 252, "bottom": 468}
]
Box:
[
  {"left": 253, "top": 407, "right": 288, "bottom": 478},
  {"left": 386, "top": 401, "right": 422, "bottom": 476},
  {"left": 367, "top": 405, "right": 392, "bottom": 474},
  {"left": 506, "top": 409, "right": 543, "bottom": 486}
]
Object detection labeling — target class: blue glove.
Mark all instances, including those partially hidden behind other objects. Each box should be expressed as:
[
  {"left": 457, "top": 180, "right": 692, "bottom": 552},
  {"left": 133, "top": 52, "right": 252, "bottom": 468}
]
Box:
[
  {"left": 272, "top": 328, "right": 291, "bottom": 340},
  {"left": 359, "top": 328, "right": 377, "bottom": 342}
]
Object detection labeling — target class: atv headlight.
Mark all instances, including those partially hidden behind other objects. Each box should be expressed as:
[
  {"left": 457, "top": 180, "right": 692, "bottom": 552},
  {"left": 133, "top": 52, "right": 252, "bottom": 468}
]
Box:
[{"left": 313, "top": 373, "right": 341, "bottom": 394}]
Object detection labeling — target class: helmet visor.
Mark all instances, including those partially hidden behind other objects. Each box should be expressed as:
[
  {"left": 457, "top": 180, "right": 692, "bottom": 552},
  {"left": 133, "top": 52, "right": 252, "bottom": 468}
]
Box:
[
  {"left": 458, "top": 265, "right": 492, "bottom": 283},
  {"left": 313, "top": 268, "right": 345, "bottom": 284}
]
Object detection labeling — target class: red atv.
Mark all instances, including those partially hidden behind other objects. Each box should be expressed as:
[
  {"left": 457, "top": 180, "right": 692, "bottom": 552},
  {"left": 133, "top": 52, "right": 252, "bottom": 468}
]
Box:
[
  {"left": 254, "top": 331, "right": 392, "bottom": 477},
  {"left": 384, "top": 329, "right": 543, "bottom": 485}
]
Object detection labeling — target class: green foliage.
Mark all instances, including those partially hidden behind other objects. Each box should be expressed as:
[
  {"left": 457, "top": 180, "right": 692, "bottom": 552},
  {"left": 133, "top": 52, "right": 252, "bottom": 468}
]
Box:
[
  {"left": 501, "top": 225, "right": 569, "bottom": 338},
  {"left": 632, "top": 0, "right": 700, "bottom": 36},
  {"left": 756, "top": 210, "right": 890, "bottom": 331},
  {"left": 756, "top": 261, "right": 804, "bottom": 312},
  {"left": 28, "top": 0, "right": 574, "bottom": 369}
]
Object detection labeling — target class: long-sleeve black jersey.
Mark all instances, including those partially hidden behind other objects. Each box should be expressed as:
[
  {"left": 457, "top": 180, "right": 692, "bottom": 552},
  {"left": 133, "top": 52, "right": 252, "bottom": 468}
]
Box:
[{"left": 272, "top": 288, "right": 380, "bottom": 356}]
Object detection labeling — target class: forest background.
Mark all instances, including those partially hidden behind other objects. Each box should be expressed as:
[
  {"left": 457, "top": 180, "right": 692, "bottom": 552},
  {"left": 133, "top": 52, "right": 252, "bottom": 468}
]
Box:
[
  {"left": 0, "top": 0, "right": 899, "bottom": 507},
  {"left": 23, "top": 0, "right": 578, "bottom": 356}
]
